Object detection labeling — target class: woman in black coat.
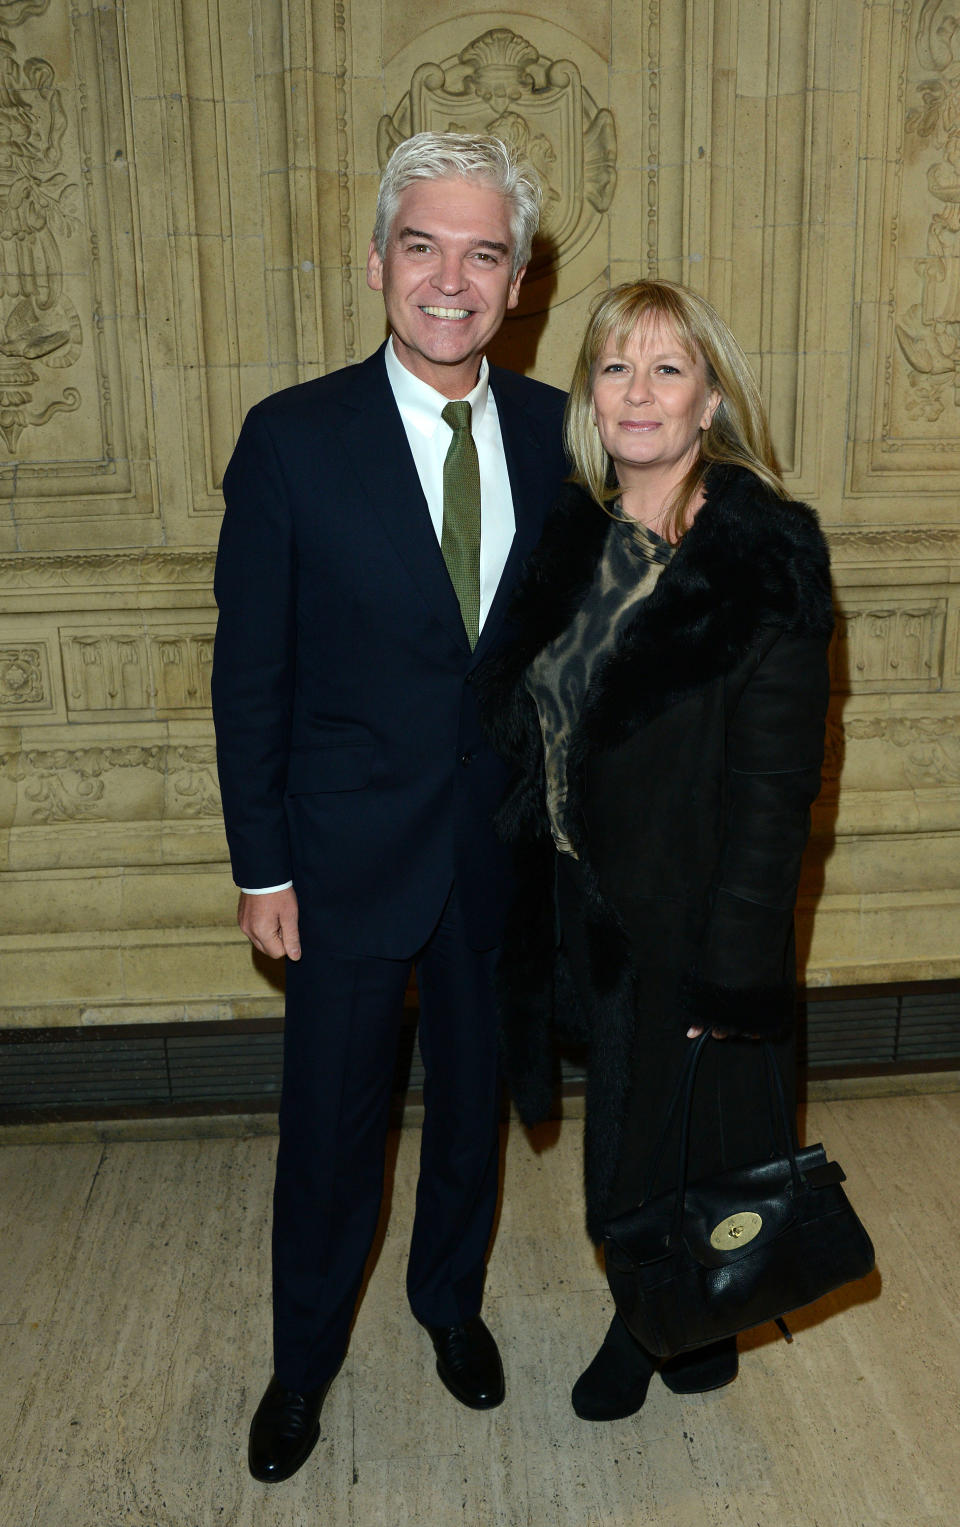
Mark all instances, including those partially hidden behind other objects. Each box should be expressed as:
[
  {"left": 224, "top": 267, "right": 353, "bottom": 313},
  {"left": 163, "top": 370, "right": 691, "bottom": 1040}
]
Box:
[{"left": 480, "top": 280, "right": 833, "bottom": 1420}]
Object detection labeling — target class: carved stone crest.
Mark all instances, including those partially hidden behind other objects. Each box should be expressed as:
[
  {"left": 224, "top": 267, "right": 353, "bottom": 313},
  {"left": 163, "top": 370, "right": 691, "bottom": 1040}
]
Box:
[{"left": 378, "top": 28, "right": 616, "bottom": 279}]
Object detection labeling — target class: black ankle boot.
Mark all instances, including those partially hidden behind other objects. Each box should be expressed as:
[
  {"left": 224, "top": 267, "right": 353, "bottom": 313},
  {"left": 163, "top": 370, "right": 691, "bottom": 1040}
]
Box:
[
  {"left": 572, "top": 1313, "right": 656, "bottom": 1421},
  {"left": 660, "top": 1336, "right": 738, "bottom": 1395}
]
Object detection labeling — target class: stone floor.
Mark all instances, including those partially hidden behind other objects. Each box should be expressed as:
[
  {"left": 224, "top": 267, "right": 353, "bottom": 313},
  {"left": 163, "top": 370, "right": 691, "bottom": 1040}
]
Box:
[{"left": 1, "top": 1092, "right": 958, "bottom": 1526}]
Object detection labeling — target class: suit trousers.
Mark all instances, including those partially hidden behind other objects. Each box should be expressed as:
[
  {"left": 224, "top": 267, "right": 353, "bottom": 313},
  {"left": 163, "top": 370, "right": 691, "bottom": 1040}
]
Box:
[{"left": 272, "top": 882, "right": 501, "bottom": 1392}]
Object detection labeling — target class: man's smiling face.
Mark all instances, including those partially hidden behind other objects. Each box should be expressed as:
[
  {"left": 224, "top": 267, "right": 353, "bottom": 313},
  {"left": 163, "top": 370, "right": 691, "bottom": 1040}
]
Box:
[{"left": 366, "top": 176, "right": 525, "bottom": 399}]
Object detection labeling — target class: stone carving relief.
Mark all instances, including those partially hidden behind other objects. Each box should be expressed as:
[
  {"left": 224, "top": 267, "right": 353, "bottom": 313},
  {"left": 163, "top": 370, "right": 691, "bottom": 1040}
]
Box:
[
  {"left": 0, "top": 550, "right": 217, "bottom": 590},
  {"left": 0, "top": 741, "right": 221, "bottom": 825},
  {"left": 62, "top": 633, "right": 148, "bottom": 713},
  {"left": 1, "top": 743, "right": 162, "bottom": 824},
  {"left": 0, "top": 0, "right": 155, "bottom": 525},
  {"left": 60, "top": 629, "right": 215, "bottom": 715},
  {"left": 22, "top": 768, "right": 105, "bottom": 823},
  {"left": 827, "top": 526, "right": 960, "bottom": 560},
  {"left": 333, "top": 0, "right": 356, "bottom": 366},
  {"left": 821, "top": 712, "right": 960, "bottom": 795},
  {"left": 153, "top": 636, "right": 214, "bottom": 712},
  {"left": 900, "top": 738, "right": 960, "bottom": 785},
  {"left": 830, "top": 600, "right": 946, "bottom": 690},
  {"left": 378, "top": 28, "right": 617, "bottom": 281},
  {"left": 897, "top": 1, "right": 960, "bottom": 415},
  {"left": 168, "top": 745, "right": 222, "bottom": 818},
  {"left": 0, "top": 0, "right": 81, "bottom": 453},
  {"left": 853, "top": 0, "right": 960, "bottom": 488},
  {"left": 845, "top": 714, "right": 960, "bottom": 742},
  {"left": 0, "top": 641, "right": 45, "bottom": 706},
  {"left": 845, "top": 714, "right": 960, "bottom": 788}
]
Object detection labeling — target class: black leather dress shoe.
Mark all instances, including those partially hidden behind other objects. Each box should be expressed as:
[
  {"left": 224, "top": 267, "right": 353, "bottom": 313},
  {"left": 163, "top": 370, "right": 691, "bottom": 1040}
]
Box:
[
  {"left": 247, "top": 1374, "right": 333, "bottom": 1483},
  {"left": 660, "top": 1336, "right": 738, "bottom": 1395},
  {"left": 426, "top": 1316, "right": 505, "bottom": 1409}
]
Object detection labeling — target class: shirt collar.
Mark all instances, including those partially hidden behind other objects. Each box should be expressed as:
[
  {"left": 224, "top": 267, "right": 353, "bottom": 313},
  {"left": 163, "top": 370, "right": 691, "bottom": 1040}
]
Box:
[{"left": 384, "top": 335, "right": 490, "bottom": 438}]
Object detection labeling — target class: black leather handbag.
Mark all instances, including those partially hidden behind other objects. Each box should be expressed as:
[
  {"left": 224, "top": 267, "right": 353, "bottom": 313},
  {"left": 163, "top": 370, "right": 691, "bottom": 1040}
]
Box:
[{"left": 603, "top": 1032, "right": 875, "bottom": 1360}]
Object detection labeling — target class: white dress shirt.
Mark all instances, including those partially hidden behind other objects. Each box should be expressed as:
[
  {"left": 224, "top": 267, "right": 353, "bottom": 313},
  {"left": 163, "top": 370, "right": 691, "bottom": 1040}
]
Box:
[
  {"left": 383, "top": 336, "right": 516, "bottom": 629},
  {"left": 241, "top": 338, "right": 517, "bottom": 894}
]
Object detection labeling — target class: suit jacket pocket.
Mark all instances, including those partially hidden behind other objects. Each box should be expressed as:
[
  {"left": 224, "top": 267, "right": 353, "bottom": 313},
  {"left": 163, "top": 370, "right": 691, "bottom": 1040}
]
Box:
[{"left": 285, "top": 742, "right": 376, "bottom": 794}]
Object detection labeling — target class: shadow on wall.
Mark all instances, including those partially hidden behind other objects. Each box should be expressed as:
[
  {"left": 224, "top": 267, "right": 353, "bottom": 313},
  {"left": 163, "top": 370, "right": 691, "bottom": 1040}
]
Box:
[
  {"left": 794, "top": 573, "right": 847, "bottom": 1097},
  {"left": 487, "top": 233, "right": 559, "bottom": 377},
  {"left": 795, "top": 573, "right": 847, "bottom": 989}
]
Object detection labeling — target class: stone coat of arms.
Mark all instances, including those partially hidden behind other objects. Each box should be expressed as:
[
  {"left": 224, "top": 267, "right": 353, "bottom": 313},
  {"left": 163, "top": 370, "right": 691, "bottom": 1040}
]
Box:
[{"left": 378, "top": 29, "right": 617, "bottom": 280}]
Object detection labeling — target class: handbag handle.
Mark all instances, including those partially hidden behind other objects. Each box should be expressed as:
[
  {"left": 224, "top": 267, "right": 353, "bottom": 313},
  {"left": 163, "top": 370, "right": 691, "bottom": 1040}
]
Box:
[{"left": 644, "top": 1032, "right": 804, "bottom": 1246}]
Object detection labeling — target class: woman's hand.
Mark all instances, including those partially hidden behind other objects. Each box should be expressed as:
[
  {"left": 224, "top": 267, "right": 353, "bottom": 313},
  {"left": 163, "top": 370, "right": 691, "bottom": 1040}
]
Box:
[{"left": 686, "top": 1024, "right": 763, "bottom": 1040}]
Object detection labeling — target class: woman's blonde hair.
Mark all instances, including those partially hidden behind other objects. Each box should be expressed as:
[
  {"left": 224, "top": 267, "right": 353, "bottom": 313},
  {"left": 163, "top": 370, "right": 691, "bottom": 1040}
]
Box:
[{"left": 564, "top": 280, "right": 788, "bottom": 542}]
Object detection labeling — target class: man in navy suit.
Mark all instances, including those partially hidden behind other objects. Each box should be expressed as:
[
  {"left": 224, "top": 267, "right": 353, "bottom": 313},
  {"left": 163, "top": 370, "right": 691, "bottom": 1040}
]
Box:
[{"left": 212, "top": 132, "right": 566, "bottom": 1483}]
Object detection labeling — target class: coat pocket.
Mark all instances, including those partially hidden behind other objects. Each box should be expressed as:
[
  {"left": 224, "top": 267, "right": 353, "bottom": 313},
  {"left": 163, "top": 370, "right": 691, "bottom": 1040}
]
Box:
[{"left": 285, "top": 742, "right": 375, "bottom": 794}]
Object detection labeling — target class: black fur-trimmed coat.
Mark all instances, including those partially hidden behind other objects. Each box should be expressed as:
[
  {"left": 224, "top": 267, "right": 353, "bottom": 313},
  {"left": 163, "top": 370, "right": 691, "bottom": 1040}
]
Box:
[{"left": 478, "top": 465, "right": 834, "bottom": 1239}]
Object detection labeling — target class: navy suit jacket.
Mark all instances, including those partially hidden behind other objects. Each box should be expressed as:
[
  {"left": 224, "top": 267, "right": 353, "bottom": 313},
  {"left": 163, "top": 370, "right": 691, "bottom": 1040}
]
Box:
[{"left": 212, "top": 343, "right": 567, "bottom": 957}]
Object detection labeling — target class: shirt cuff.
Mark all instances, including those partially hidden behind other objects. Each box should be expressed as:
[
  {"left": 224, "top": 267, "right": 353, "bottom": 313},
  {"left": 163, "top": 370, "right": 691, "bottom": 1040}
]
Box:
[{"left": 239, "top": 881, "right": 294, "bottom": 894}]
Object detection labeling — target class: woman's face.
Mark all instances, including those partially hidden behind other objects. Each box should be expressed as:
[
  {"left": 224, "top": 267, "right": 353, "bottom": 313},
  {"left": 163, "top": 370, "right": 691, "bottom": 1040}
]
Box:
[{"left": 591, "top": 318, "right": 720, "bottom": 488}]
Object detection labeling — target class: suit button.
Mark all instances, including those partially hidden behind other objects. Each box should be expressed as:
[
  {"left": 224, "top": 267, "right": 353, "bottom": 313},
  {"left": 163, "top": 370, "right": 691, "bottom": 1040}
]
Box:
[{"left": 459, "top": 751, "right": 473, "bottom": 766}]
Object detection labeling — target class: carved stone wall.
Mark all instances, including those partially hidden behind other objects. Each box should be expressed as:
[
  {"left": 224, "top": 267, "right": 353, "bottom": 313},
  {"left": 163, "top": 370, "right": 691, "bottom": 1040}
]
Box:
[{"left": 1, "top": 0, "right": 957, "bottom": 1029}]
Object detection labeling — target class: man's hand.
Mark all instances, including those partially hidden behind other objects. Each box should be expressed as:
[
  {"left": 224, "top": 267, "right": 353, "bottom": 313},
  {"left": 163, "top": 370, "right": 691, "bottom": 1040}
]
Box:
[{"left": 237, "top": 887, "right": 302, "bottom": 961}]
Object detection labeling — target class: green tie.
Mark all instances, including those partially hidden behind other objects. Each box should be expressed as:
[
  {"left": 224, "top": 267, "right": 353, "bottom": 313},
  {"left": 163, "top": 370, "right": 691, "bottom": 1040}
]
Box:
[{"left": 441, "top": 400, "right": 481, "bottom": 649}]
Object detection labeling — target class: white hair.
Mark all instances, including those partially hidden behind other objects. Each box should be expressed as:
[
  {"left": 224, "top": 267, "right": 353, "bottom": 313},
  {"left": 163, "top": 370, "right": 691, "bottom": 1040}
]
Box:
[{"left": 373, "top": 131, "right": 541, "bottom": 280}]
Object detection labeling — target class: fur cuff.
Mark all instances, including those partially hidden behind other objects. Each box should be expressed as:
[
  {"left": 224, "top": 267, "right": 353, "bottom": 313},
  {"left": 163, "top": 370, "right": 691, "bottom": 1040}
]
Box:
[{"left": 679, "top": 970, "right": 795, "bottom": 1041}]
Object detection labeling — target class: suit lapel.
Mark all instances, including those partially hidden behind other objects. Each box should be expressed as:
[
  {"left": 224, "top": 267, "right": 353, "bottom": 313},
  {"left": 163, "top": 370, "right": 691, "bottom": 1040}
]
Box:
[
  {"left": 472, "top": 365, "right": 554, "bottom": 661},
  {"left": 333, "top": 344, "right": 471, "bottom": 650},
  {"left": 333, "top": 348, "right": 561, "bottom": 658}
]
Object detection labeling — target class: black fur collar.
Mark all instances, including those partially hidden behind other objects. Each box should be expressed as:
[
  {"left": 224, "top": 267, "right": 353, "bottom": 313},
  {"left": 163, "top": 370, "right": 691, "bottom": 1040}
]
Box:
[{"left": 480, "top": 465, "right": 833, "bottom": 765}]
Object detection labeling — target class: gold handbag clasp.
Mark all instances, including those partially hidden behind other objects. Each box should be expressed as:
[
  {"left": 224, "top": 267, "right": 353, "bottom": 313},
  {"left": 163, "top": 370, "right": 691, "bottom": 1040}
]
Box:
[{"left": 709, "top": 1211, "right": 763, "bottom": 1250}]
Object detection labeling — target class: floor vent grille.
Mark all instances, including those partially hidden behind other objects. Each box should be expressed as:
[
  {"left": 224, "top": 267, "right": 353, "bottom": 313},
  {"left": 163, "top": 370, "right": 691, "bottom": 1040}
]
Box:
[
  {"left": 1, "top": 983, "right": 958, "bottom": 1123},
  {"left": 801, "top": 988, "right": 960, "bottom": 1069}
]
